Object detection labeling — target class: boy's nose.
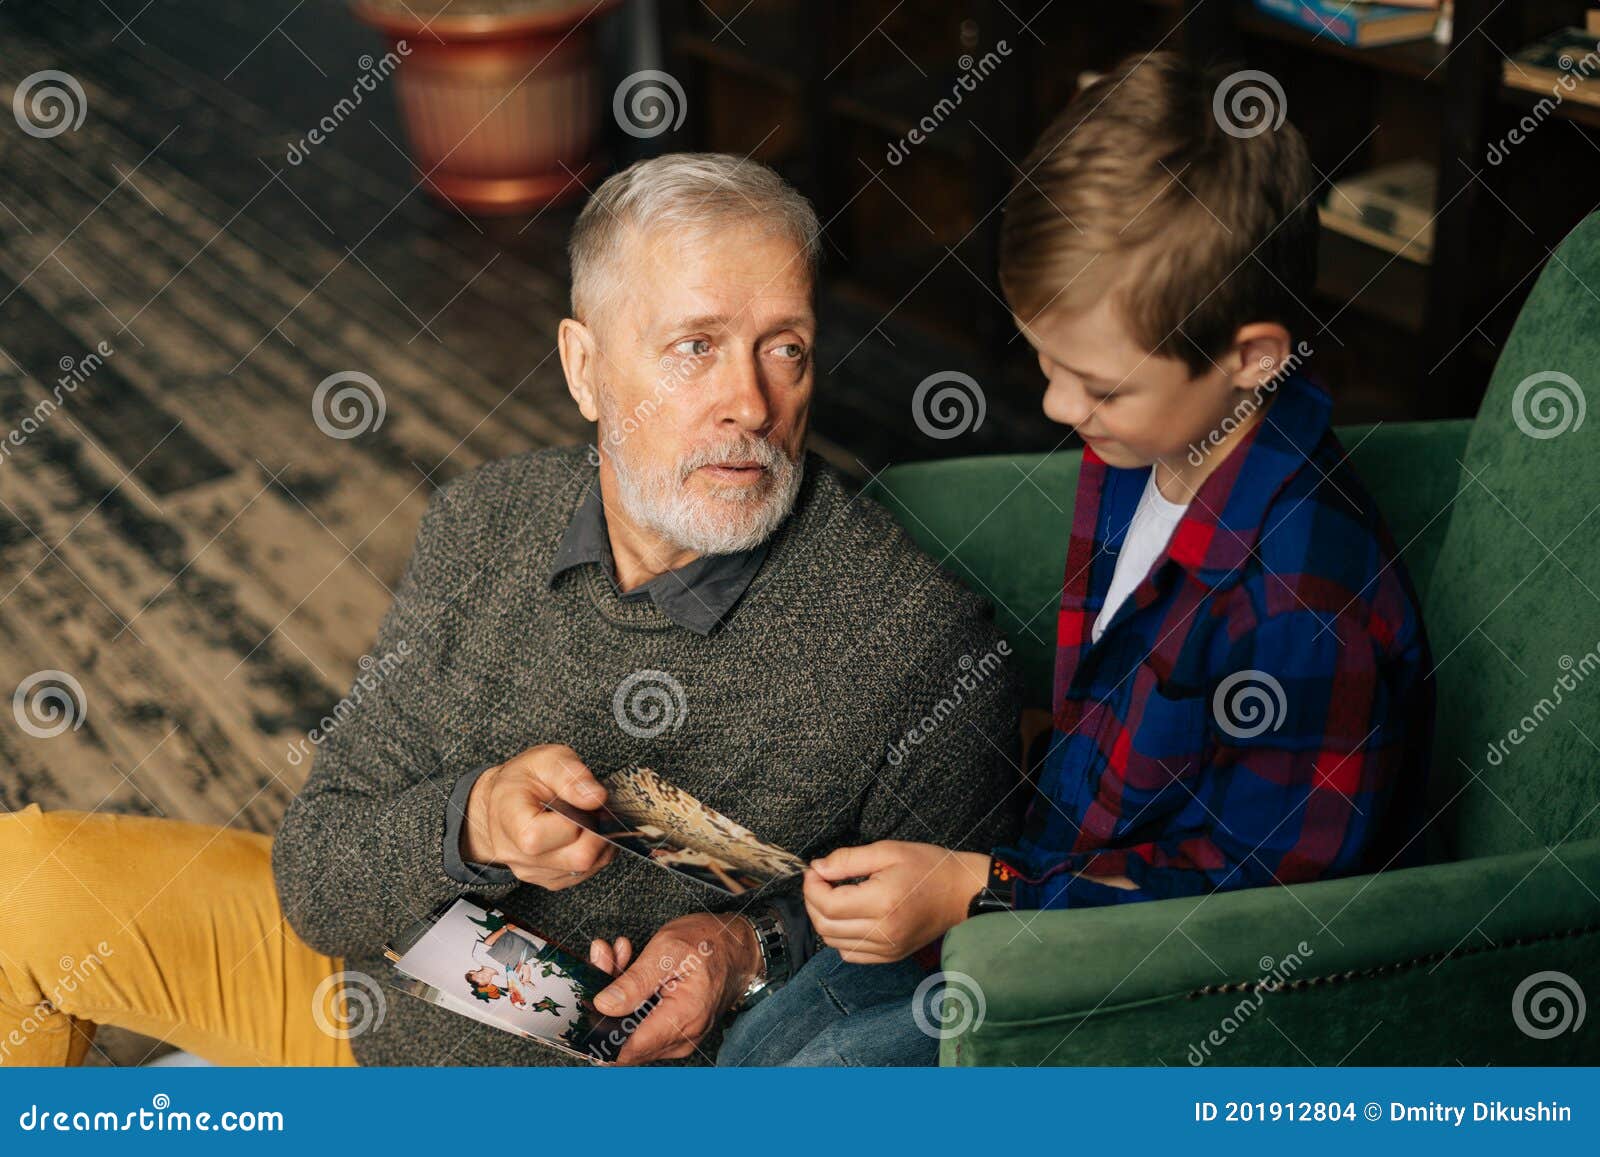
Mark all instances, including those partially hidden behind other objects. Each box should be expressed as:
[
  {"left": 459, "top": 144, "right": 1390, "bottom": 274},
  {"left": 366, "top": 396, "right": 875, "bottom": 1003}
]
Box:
[{"left": 1045, "top": 382, "right": 1090, "bottom": 429}]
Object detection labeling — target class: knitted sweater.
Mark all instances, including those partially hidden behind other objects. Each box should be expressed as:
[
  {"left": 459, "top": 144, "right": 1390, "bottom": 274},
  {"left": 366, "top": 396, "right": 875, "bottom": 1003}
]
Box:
[{"left": 270, "top": 446, "right": 1022, "bottom": 1066}]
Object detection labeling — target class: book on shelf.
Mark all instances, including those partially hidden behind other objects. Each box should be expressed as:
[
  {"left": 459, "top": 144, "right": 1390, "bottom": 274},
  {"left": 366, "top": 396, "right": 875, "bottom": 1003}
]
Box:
[
  {"left": 1504, "top": 28, "right": 1600, "bottom": 109},
  {"left": 1319, "top": 159, "right": 1436, "bottom": 265},
  {"left": 1251, "top": 0, "right": 1441, "bottom": 47}
]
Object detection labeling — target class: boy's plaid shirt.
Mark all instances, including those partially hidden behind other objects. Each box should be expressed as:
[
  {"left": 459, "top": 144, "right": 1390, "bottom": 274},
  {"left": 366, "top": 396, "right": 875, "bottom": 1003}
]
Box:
[{"left": 994, "top": 372, "right": 1434, "bottom": 909}]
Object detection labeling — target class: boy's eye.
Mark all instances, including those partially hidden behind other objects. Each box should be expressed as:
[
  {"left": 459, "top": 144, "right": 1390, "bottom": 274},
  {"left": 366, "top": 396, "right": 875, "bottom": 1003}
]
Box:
[{"left": 674, "top": 338, "right": 712, "bottom": 358}]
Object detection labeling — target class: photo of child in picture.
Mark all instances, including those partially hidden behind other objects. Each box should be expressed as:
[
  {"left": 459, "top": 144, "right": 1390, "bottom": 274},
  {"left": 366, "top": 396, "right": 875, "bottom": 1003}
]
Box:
[
  {"left": 391, "top": 899, "right": 640, "bottom": 1063},
  {"left": 465, "top": 923, "right": 570, "bottom": 1015}
]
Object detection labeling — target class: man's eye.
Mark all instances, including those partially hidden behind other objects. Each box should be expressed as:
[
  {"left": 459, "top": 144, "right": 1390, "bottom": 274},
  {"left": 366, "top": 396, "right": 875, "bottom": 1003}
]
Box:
[
  {"left": 674, "top": 338, "right": 712, "bottom": 358},
  {"left": 773, "top": 343, "right": 805, "bottom": 359}
]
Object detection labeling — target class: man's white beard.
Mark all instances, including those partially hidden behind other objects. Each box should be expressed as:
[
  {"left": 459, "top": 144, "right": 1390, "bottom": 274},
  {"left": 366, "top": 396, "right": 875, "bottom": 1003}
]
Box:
[{"left": 598, "top": 400, "right": 803, "bottom": 556}]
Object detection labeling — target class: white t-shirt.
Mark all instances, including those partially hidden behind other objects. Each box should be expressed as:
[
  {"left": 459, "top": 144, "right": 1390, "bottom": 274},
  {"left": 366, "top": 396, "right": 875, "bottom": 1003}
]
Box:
[{"left": 1091, "top": 471, "right": 1189, "bottom": 645}]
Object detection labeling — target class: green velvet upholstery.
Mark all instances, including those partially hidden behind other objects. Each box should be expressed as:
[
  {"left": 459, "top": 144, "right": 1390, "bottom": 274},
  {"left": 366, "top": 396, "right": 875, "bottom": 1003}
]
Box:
[
  {"left": 861, "top": 211, "right": 1600, "bottom": 1066},
  {"left": 1421, "top": 230, "right": 1600, "bottom": 861}
]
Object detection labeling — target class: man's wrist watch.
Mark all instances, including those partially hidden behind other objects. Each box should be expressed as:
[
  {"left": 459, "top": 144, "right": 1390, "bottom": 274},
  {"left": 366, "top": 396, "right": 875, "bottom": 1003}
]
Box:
[
  {"left": 967, "top": 855, "right": 1018, "bottom": 917},
  {"left": 729, "top": 908, "right": 788, "bottom": 1012}
]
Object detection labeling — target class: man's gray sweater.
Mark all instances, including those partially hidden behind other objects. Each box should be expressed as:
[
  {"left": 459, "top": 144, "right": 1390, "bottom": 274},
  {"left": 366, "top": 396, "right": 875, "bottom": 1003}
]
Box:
[{"left": 270, "top": 446, "right": 1022, "bottom": 1066}]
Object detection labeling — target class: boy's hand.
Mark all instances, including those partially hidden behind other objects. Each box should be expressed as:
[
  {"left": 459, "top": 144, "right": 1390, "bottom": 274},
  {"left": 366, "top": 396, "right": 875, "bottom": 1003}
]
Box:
[{"left": 803, "top": 841, "right": 990, "bottom": 963}]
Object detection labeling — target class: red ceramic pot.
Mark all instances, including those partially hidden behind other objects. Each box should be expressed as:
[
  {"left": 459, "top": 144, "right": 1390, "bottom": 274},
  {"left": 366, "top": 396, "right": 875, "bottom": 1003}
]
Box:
[{"left": 351, "top": 0, "right": 621, "bottom": 215}]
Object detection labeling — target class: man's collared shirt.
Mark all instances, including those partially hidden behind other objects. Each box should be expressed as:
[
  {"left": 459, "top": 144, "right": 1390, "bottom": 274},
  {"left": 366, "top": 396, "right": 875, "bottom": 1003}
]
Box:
[
  {"left": 545, "top": 474, "right": 769, "bottom": 636},
  {"left": 995, "top": 372, "right": 1435, "bottom": 910}
]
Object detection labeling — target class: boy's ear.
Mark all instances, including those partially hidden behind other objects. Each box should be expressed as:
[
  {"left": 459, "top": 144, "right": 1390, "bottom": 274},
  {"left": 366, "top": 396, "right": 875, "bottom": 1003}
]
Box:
[
  {"left": 1226, "top": 323, "right": 1293, "bottom": 392},
  {"left": 559, "top": 317, "right": 602, "bottom": 423}
]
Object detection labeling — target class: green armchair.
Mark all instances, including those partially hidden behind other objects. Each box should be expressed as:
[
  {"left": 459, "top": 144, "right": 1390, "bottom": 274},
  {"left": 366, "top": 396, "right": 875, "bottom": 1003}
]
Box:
[{"left": 864, "top": 213, "right": 1600, "bottom": 1066}]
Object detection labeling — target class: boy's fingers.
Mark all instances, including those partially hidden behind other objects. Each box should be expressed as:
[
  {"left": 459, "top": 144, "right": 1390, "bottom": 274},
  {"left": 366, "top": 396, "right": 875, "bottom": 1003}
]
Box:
[
  {"left": 810, "top": 841, "right": 898, "bottom": 881},
  {"left": 811, "top": 916, "right": 883, "bottom": 942},
  {"left": 806, "top": 874, "right": 885, "bottom": 921}
]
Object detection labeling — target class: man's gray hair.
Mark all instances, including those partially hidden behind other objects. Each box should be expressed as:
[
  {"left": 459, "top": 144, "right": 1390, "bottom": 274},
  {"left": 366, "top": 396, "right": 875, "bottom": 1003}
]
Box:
[{"left": 567, "top": 152, "right": 821, "bottom": 324}]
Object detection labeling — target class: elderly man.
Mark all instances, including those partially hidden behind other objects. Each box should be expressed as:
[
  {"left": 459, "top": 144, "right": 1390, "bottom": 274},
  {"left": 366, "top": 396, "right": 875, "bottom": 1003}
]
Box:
[{"left": 0, "top": 153, "right": 1019, "bottom": 1067}]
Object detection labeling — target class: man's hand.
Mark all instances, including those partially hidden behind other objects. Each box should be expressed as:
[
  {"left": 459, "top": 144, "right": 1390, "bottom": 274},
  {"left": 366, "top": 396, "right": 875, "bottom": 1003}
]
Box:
[
  {"left": 804, "top": 841, "right": 988, "bottom": 963},
  {"left": 460, "top": 744, "right": 616, "bottom": 890},
  {"left": 590, "top": 914, "right": 760, "bottom": 1065}
]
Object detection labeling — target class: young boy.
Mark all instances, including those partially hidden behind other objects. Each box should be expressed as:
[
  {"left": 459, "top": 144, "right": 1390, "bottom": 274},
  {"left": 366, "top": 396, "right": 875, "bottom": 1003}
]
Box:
[{"left": 715, "top": 51, "right": 1434, "bottom": 1066}]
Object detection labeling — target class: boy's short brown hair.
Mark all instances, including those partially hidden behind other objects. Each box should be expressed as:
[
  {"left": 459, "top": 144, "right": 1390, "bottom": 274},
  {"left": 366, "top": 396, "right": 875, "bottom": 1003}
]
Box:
[{"left": 999, "top": 52, "right": 1318, "bottom": 376}]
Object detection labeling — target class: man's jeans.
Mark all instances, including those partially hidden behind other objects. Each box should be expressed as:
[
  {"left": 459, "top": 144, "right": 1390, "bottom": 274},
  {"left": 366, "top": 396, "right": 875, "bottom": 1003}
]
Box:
[{"left": 716, "top": 947, "right": 940, "bottom": 1066}]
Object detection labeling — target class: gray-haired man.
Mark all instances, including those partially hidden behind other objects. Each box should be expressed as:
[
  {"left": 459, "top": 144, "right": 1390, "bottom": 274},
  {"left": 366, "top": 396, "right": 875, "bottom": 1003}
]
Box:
[
  {"left": 0, "top": 153, "right": 1020, "bottom": 1069},
  {"left": 269, "top": 152, "right": 1022, "bottom": 1066}
]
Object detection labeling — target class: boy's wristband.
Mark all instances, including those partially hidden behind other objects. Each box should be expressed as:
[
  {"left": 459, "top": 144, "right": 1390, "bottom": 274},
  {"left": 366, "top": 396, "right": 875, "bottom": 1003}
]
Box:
[{"left": 967, "top": 855, "right": 1018, "bottom": 917}]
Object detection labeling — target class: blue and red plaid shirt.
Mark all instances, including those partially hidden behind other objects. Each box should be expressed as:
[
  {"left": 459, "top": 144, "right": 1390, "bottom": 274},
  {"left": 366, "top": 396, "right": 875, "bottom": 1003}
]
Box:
[{"left": 993, "top": 372, "right": 1434, "bottom": 910}]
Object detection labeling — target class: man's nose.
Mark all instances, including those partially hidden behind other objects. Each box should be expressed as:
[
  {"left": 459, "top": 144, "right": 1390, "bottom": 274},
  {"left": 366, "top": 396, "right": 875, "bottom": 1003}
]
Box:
[{"left": 714, "top": 350, "right": 772, "bottom": 431}]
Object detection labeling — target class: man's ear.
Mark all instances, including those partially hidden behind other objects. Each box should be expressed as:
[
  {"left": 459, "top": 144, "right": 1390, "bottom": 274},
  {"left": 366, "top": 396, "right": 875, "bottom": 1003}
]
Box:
[
  {"left": 1227, "top": 322, "right": 1293, "bottom": 391},
  {"left": 559, "top": 318, "right": 601, "bottom": 422}
]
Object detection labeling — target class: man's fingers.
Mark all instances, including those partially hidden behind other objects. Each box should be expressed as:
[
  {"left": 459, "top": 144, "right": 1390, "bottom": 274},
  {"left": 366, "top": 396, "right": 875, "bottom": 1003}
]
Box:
[
  {"left": 590, "top": 939, "right": 615, "bottom": 974},
  {"left": 548, "top": 829, "right": 613, "bottom": 874},
  {"left": 615, "top": 990, "right": 707, "bottom": 1065},
  {"left": 614, "top": 936, "right": 633, "bottom": 973},
  {"left": 541, "top": 752, "right": 606, "bottom": 809},
  {"left": 810, "top": 840, "right": 900, "bottom": 882},
  {"left": 508, "top": 807, "right": 585, "bottom": 860},
  {"left": 593, "top": 943, "right": 675, "bottom": 1016}
]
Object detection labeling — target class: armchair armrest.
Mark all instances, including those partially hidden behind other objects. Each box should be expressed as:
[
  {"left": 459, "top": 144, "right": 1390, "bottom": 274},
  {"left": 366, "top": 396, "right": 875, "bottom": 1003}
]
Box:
[{"left": 939, "top": 837, "right": 1600, "bottom": 1066}]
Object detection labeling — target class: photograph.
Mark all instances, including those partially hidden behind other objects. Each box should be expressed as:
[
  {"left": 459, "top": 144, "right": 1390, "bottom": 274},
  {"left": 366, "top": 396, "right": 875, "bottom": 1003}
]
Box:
[
  {"left": 547, "top": 766, "right": 806, "bottom": 894},
  {"left": 392, "top": 899, "right": 636, "bottom": 1064}
]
